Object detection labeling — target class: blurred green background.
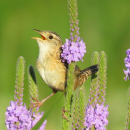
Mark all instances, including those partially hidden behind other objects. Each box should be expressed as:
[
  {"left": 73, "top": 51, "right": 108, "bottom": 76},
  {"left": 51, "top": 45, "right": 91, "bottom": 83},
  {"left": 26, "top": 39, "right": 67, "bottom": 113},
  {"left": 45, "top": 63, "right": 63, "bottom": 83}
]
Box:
[{"left": 0, "top": 0, "right": 130, "bottom": 129}]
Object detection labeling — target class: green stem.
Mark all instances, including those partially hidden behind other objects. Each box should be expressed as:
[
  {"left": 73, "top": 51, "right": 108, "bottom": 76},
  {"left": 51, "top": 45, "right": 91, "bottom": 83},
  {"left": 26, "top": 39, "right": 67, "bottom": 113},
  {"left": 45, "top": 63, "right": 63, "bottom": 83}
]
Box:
[
  {"left": 98, "top": 51, "right": 107, "bottom": 104},
  {"left": 90, "top": 52, "right": 99, "bottom": 106},
  {"left": 15, "top": 56, "right": 25, "bottom": 106},
  {"left": 125, "top": 87, "right": 130, "bottom": 129},
  {"left": 62, "top": 63, "right": 75, "bottom": 130},
  {"left": 62, "top": 0, "right": 79, "bottom": 129}
]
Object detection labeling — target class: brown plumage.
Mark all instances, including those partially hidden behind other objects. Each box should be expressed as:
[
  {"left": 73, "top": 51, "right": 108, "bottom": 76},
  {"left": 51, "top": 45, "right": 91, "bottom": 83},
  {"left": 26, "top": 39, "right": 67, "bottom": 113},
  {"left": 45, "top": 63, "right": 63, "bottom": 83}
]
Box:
[
  {"left": 74, "top": 64, "right": 98, "bottom": 90},
  {"left": 31, "top": 30, "right": 98, "bottom": 108}
]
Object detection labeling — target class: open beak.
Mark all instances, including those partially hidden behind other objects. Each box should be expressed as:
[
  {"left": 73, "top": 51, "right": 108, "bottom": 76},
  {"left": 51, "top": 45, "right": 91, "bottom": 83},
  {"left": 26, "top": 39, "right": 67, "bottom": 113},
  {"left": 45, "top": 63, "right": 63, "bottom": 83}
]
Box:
[{"left": 31, "top": 29, "right": 46, "bottom": 40}]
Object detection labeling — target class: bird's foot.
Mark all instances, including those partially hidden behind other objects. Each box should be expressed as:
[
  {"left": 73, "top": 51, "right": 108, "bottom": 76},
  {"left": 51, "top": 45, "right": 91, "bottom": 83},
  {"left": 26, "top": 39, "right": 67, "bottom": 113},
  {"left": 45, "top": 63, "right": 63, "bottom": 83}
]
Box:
[
  {"left": 29, "top": 97, "right": 43, "bottom": 109},
  {"left": 29, "top": 92, "right": 56, "bottom": 109},
  {"left": 62, "top": 108, "right": 70, "bottom": 122}
]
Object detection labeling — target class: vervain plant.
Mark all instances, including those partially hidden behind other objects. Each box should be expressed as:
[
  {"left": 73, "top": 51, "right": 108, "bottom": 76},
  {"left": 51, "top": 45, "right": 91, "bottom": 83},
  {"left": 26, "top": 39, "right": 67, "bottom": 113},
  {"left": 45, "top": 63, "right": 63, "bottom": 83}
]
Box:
[
  {"left": 5, "top": 57, "right": 47, "bottom": 130},
  {"left": 5, "top": 0, "right": 130, "bottom": 130}
]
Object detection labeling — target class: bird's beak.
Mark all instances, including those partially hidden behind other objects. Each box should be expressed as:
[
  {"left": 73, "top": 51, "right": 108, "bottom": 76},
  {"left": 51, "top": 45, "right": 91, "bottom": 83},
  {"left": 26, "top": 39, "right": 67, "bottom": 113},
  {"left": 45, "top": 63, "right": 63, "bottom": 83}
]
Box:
[{"left": 31, "top": 29, "right": 46, "bottom": 40}]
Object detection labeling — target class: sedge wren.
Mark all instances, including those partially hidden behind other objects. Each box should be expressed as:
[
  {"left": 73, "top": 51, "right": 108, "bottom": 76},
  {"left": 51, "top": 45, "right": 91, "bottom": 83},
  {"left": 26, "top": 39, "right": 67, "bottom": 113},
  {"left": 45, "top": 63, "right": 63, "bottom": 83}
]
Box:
[{"left": 31, "top": 29, "right": 98, "bottom": 107}]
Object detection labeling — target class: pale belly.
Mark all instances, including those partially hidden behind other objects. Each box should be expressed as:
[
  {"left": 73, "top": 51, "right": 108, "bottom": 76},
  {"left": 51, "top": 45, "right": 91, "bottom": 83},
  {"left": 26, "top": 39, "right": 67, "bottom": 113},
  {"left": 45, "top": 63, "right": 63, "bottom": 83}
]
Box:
[{"left": 36, "top": 60, "right": 66, "bottom": 92}]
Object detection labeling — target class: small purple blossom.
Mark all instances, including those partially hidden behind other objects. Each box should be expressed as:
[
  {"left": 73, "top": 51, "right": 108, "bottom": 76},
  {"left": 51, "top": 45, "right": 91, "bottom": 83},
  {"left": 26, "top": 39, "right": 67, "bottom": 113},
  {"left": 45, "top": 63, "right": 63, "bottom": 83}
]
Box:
[
  {"left": 5, "top": 101, "right": 47, "bottom": 130},
  {"left": 123, "top": 49, "right": 130, "bottom": 81},
  {"left": 61, "top": 37, "right": 86, "bottom": 64},
  {"left": 84, "top": 103, "right": 109, "bottom": 130},
  {"left": 38, "top": 120, "right": 47, "bottom": 130}
]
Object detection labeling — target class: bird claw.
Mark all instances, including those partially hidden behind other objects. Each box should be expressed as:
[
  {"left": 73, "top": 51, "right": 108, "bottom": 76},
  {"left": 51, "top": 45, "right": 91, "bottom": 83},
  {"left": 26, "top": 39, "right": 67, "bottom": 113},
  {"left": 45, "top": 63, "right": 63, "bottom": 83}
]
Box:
[
  {"left": 62, "top": 108, "right": 70, "bottom": 122},
  {"left": 29, "top": 97, "right": 43, "bottom": 109}
]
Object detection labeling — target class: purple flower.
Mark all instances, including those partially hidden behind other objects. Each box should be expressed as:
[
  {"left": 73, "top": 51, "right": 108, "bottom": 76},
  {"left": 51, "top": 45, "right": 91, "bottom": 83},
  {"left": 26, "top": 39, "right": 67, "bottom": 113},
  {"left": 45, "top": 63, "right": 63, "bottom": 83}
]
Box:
[
  {"left": 124, "top": 49, "right": 130, "bottom": 81},
  {"left": 32, "top": 111, "right": 44, "bottom": 127},
  {"left": 38, "top": 120, "right": 47, "bottom": 130},
  {"left": 84, "top": 103, "right": 109, "bottom": 130},
  {"left": 5, "top": 101, "right": 47, "bottom": 130},
  {"left": 5, "top": 101, "right": 32, "bottom": 130},
  {"left": 126, "top": 49, "right": 130, "bottom": 57},
  {"left": 61, "top": 37, "right": 86, "bottom": 64}
]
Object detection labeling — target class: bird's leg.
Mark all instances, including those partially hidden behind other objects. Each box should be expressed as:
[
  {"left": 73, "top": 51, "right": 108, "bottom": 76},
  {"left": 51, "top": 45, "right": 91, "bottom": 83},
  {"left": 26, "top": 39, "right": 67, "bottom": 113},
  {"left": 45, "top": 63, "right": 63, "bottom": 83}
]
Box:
[{"left": 30, "top": 90, "right": 57, "bottom": 109}]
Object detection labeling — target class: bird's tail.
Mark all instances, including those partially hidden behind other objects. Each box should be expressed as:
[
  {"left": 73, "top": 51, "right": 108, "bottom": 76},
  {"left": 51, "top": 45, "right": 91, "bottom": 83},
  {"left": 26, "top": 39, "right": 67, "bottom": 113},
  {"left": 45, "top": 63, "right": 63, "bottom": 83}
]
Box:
[
  {"left": 80, "top": 64, "right": 98, "bottom": 77},
  {"left": 74, "top": 64, "right": 98, "bottom": 90}
]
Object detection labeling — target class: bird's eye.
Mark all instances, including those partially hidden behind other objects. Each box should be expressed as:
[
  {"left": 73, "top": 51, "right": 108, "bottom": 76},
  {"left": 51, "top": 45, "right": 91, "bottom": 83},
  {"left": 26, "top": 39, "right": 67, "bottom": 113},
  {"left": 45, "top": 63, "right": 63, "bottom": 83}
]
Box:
[{"left": 49, "top": 35, "right": 53, "bottom": 39}]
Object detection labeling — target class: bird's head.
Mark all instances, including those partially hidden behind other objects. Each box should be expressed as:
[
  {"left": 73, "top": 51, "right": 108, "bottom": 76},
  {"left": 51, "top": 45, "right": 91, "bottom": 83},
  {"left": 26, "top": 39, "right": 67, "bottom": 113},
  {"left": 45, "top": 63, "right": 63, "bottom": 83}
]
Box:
[{"left": 32, "top": 30, "right": 63, "bottom": 50}]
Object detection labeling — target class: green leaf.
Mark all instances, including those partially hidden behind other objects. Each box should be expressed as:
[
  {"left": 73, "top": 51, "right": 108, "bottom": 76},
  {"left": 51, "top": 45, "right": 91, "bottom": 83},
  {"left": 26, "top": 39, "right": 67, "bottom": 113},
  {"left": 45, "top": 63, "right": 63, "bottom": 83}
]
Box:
[{"left": 28, "top": 65, "right": 38, "bottom": 113}]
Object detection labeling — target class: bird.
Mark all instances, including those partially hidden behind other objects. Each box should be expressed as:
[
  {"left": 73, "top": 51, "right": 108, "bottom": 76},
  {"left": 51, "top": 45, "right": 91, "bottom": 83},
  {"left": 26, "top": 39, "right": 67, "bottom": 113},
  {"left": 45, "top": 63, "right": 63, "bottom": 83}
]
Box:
[{"left": 31, "top": 29, "right": 98, "bottom": 108}]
